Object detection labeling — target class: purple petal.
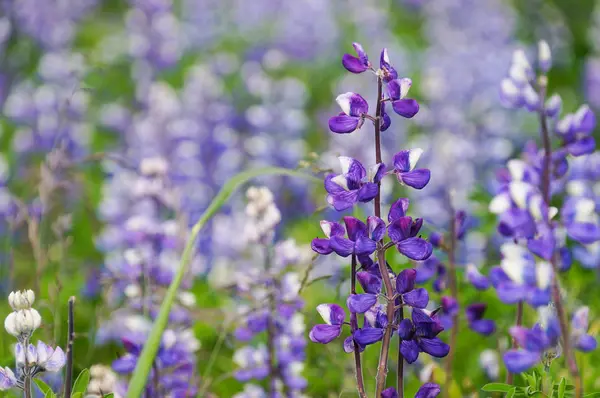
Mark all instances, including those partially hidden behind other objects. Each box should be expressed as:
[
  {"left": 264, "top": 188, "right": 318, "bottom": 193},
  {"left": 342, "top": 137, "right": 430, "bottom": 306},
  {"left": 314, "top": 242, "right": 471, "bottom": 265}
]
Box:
[
  {"left": 353, "top": 42, "right": 369, "bottom": 63},
  {"left": 503, "top": 349, "right": 540, "bottom": 373},
  {"left": 574, "top": 104, "right": 596, "bottom": 133},
  {"left": 526, "top": 288, "right": 552, "bottom": 308},
  {"left": 320, "top": 220, "right": 346, "bottom": 237},
  {"left": 418, "top": 338, "right": 450, "bottom": 358},
  {"left": 329, "top": 236, "right": 355, "bottom": 257},
  {"left": 337, "top": 92, "right": 369, "bottom": 117},
  {"left": 328, "top": 114, "right": 360, "bottom": 134},
  {"left": 415, "top": 383, "right": 441, "bottom": 398},
  {"left": 397, "top": 238, "right": 433, "bottom": 261},
  {"left": 357, "top": 183, "right": 379, "bottom": 203},
  {"left": 388, "top": 198, "right": 410, "bottom": 222},
  {"left": 342, "top": 54, "right": 369, "bottom": 74},
  {"left": 466, "top": 265, "right": 490, "bottom": 290},
  {"left": 367, "top": 216, "right": 386, "bottom": 242},
  {"left": 355, "top": 236, "right": 376, "bottom": 256},
  {"left": 357, "top": 271, "right": 382, "bottom": 294},
  {"left": 381, "top": 106, "right": 391, "bottom": 131},
  {"left": 393, "top": 150, "right": 411, "bottom": 172},
  {"left": 324, "top": 174, "right": 346, "bottom": 194},
  {"left": 575, "top": 334, "right": 597, "bottom": 352},
  {"left": 343, "top": 336, "right": 355, "bottom": 353},
  {"left": 347, "top": 294, "right": 378, "bottom": 314},
  {"left": 328, "top": 190, "right": 359, "bottom": 211},
  {"left": 398, "top": 169, "right": 431, "bottom": 189},
  {"left": 343, "top": 216, "right": 367, "bottom": 241},
  {"left": 465, "top": 303, "right": 487, "bottom": 322},
  {"left": 400, "top": 340, "right": 420, "bottom": 363},
  {"left": 496, "top": 283, "right": 527, "bottom": 304},
  {"left": 353, "top": 328, "right": 384, "bottom": 346},
  {"left": 316, "top": 303, "right": 346, "bottom": 325},
  {"left": 341, "top": 157, "right": 367, "bottom": 182},
  {"left": 415, "top": 321, "right": 444, "bottom": 338},
  {"left": 309, "top": 324, "right": 342, "bottom": 344},
  {"left": 112, "top": 355, "right": 138, "bottom": 374},
  {"left": 392, "top": 98, "right": 419, "bottom": 118},
  {"left": 398, "top": 319, "right": 414, "bottom": 340},
  {"left": 441, "top": 296, "right": 459, "bottom": 316},
  {"left": 567, "top": 137, "right": 596, "bottom": 156},
  {"left": 403, "top": 288, "right": 429, "bottom": 309},
  {"left": 566, "top": 222, "right": 600, "bottom": 244},
  {"left": 388, "top": 216, "right": 413, "bottom": 243},
  {"left": 379, "top": 48, "right": 398, "bottom": 81},
  {"left": 311, "top": 238, "right": 332, "bottom": 255},
  {"left": 470, "top": 320, "right": 496, "bottom": 336},
  {"left": 382, "top": 387, "right": 399, "bottom": 398},
  {"left": 396, "top": 269, "right": 417, "bottom": 294}
]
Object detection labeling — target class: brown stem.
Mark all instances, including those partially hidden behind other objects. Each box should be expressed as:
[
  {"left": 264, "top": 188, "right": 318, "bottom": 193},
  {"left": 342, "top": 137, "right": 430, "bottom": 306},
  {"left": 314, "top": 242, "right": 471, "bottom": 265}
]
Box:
[
  {"left": 537, "top": 78, "right": 581, "bottom": 397},
  {"left": 444, "top": 208, "right": 458, "bottom": 398},
  {"left": 64, "top": 297, "right": 75, "bottom": 398},
  {"left": 265, "top": 247, "right": 278, "bottom": 396},
  {"left": 506, "top": 301, "right": 523, "bottom": 385},
  {"left": 372, "top": 75, "right": 398, "bottom": 397},
  {"left": 351, "top": 255, "right": 368, "bottom": 398}
]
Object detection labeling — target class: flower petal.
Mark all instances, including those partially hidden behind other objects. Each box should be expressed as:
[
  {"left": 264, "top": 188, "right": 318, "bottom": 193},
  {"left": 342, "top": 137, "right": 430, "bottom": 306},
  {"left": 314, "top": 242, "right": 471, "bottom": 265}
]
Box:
[
  {"left": 112, "top": 354, "right": 138, "bottom": 374},
  {"left": 329, "top": 236, "right": 355, "bottom": 257},
  {"left": 465, "top": 303, "right": 487, "bottom": 322},
  {"left": 566, "top": 222, "right": 600, "bottom": 244},
  {"left": 396, "top": 269, "right": 417, "bottom": 294},
  {"left": 418, "top": 337, "right": 450, "bottom": 358},
  {"left": 353, "top": 328, "right": 384, "bottom": 346},
  {"left": 388, "top": 198, "right": 410, "bottom": 222},
  {"left": 466, "top": 264, "right": 490, "bottom": 290},
  {"left": 567, "top": 137, "right": 596, "bottom": 157},
  {"left": 367, "top": 216, "right": 386, "bottom": 242},
  {"left": 503, "top": 349, "right": 540, "bottom": 373},
  {"left": 336, "top": 92, "right": 369, "bottom": 117},
  {"left": 355, "top": 236, "right": 376, "bottom": 256},
  {"left": 398, "top": 169, "right": 431, "bottom": 189},
  {"left": 343, "top": 216, "right": 367, "bottom": 241},
  {"left": 398, "top": 319, "right": 415, "bottom": 340},
  {"left": 357, "top": 271, "right": 382, "bottom": 294},
  {"left": 415, "top": 383, "right": 441, "bottom": 398},
  {"left": 309, "top": 324, "right": 342, "bottom": 344},
  {"left": 400, "top": 340, "right": 420, "bottom": 363},
  {"left": 392, "top": 98, "right": 419, "bottom": 118},
  {"left": 357, "top": 183, "right": 379, "bottom": 203},
  {"left": 328, "top": 114, "right": 360, "bottom": 134},
  {"left": 397, "top": 237, "right": 433, "bottom": 261},
  {"left": 575, "top": 334, "right": 597, "bottom": 352},
  {"left": 403, "top": 288, "right": 429, "bottom": 309},
  {"left": 316, "top": 303, "right": 346, "bottom": 325},
  {"left": 342, "top": 54, "right": 369, "bottom": 74},
  {"left": 311, "top": 238, "right": 332, "bottom": 255},
  {"left": 382, "top": 387, "right": 399, "bottom": 398},
  {"left": 347, "top": 294, "right": 378, "bottom": 314},
  {"left": 470, "top": 320, "right": 496, "bottom": 336}
]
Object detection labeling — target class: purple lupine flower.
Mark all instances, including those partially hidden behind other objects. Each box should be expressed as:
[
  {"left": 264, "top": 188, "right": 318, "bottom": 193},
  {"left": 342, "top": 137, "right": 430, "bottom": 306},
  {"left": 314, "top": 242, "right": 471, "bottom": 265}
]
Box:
[
  {"left": 465, "top": 264, "right": 490, "bottom": 290},
  {"left": 379, "top": 48, "right": 398, "bottom": 83},
  {"left": 398, "top": 308, "right": 450, "bottom": 364},
  {"left": 436, "top": 296, "right": 459, "bottom": 330},
  {"left": 324, "top": 156, "right": 384, "bottom": 210},
  {"left": 328, "top": 92, "right": 369, "bottom": 134},
  {"left": 386, "top": 78, "right": 419, "bottom": 118},
  {"left": 465, "top": 303, "right": 496, "bottom": 336},
  {"left": 351, "top": 304, "right": 388, "bottom": 348},
  {"left": 342, "top": 42, "right": 371, "bottom": 74},
  {"left": 571, "top": 307, "right": 597, "bottom": 352},
  {"left": 416, "top": 383, "right": 442, "bottom": 398},
  {"left": 561, "top": 197, "right": 600, "bottom": 244},
  {"left": 489, "top": 243, "right": 553, "bottom": 307},
  {"left": 395, "top": 269, "right": 430, "bottom": 309},
  {"left": 503, "top": 318, "right": 560, "bottom": 373},
  {"left": 555, "top": 105, "right": 596, "bottom": 156},
  {"left": 311, "top": 216, "right": 382, "bottom": 257},
  {"left": 392, "top": 149, "right": 431, "bottom": 190},
  {"left": 387, "top": 198, "right": 433, "bottom": 261},
  {"left": 309, "top": 304, "right": 346, "bottom": 344}
]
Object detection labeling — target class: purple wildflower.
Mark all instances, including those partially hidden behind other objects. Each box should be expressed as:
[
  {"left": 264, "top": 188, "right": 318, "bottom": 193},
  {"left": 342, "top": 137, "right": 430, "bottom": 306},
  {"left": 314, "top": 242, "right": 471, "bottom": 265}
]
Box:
[
  {"left": 392, "top": 149, "right": 431, "bottom": 189},
  {"left": 342, "top": 42, "right": 371, "bottom": 74},
  {"left": 387, "top": 198, "right": 433, "bottom": 261},
  {"left": 398, "top": 309, "right": 450, "bottom": 364},
  {"left": 465, "top": 303, "right": 496, "bottom": 336},
  {"left": 324, "top": 157, "right": 384, "bottom": 210},
  {"left": 329, "top": 92, "right": 370, "bottom": 134}
]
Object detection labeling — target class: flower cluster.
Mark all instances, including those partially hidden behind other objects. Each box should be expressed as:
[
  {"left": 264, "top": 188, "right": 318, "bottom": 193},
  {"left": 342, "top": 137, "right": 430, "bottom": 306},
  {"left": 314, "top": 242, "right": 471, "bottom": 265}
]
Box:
[
  {"left": 309, "top": 42, "right": 441, "bottom": 397},
  {"left": 0, "top": 290, "right": 65, "bottom": 392},
  {"left": 231, "top": 186, "right": 311, "bottom": 397}
]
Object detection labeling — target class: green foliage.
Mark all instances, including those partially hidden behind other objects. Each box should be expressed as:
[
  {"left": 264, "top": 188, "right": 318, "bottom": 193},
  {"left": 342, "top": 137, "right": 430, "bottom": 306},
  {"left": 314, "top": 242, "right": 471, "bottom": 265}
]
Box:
[{"left": 72, "top": 368, "right": 91, "bottom": 395}]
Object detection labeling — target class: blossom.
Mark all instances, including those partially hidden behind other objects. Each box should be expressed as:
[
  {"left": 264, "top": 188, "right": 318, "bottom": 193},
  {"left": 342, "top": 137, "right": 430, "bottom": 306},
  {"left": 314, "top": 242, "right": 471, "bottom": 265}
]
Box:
[
  {"left": 328, "top": 92, "right": 369, "bottom": 134},
  {"left": 398, "top": 308, "right": 450, "bottom": 363},
  {"left": 555, "top": 105, "right": 596, "bottom": 156},
  {"left": 309, "top": 304, "right": 346, "bottom": 344},
  {"left": 0, "top": 367, "right": 17, "bottom": 390},
  {"left": 311, "top": 216, "right": 382, "bottom": 258},
  {"left": 382, "top": 383, "right": 440, "bottom": 398},
  {"left": 503, "top": 320, "right": 560, "bottom": 373},
  {"left": 387, "top": 198, "right": 433, "bottom": 261},
  {"left": 561, "top": 196, "right": 600, "bottom": 244},
  {"left": 386, "top": 78, "right": 419, "bottom": 118},
  {"left": 571, "top": 307, "right": 597, "bottom": 352},
  {"left": 342, "top": 42, "right": 371, "bottom": 74},
  {"left": 324, "top": 156, "right": 384, "bottom": 210},
  {"left": 392, "top": 149, "right": 431, "bottom": 190},
  {"left": 465, "top": 303, "right": 496, "bottom": 336},
  {"left": 395, "top": 269, "right": 430, "bottom": 309},
  {"left": 465, "top": 264, "right": 490, "bottom": 290}
]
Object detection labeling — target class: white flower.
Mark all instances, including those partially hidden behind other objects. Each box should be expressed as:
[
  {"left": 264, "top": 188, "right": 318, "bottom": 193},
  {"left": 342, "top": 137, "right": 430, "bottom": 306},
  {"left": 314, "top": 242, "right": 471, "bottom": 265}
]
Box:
[{"left": 8, "top": 290, "right": 35, "bottom": 310}]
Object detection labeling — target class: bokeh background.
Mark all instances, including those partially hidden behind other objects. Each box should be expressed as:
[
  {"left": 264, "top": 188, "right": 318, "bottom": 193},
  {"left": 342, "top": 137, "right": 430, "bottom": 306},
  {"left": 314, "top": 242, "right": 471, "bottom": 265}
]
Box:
[{"left": 0, "top": 0, "right": 599, "bottom": 396}]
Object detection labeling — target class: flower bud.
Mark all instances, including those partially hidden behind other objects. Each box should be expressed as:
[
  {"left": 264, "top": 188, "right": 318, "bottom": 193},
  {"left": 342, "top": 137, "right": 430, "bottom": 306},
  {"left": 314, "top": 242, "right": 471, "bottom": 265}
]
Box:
[
  {"left": 4, "top": 309, "right": 42, "bottom": 339},
  {"left": 538, "top": 40, "right": 552, "bottom": 73},
  {"left": 545, "top": 94, "right": 562, "bottom": 117},
  {"left": 8, "top": 290, "right": 35, "bottom": 311}
]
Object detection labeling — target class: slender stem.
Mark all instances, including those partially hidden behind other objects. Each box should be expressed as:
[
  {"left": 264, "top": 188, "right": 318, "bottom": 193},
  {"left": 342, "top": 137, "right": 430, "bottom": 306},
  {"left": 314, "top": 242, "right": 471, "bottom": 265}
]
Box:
[
  {"left": 444, "top": 208, "right": 458, "bottom": 398},
  {"left": 537, "top": 78, "right": 581, "bottom": 397},
  {"left": 24, "top": 337, "right": 31, "bottom": 398},
  {"left": 372, "top": 75, "right": 399, "bottom": 397},
  {"left": 264, "top": 246, "right": 278, "bottom": 397},
  {"left": 506, "top": 301, "right": 523, "bottom": 385},
  {"left": 350, "top": 255, "right": 367, "bottom": 398},
  {"left": 64, "top": 297, "right": 75, "bottom": 398}
]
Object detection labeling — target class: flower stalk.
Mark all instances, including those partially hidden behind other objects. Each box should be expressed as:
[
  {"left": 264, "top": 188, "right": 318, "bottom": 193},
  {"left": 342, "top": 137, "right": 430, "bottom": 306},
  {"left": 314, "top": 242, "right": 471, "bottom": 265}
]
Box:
[{"left": 443, "top": 207, "right": 458, "bottom": 398}]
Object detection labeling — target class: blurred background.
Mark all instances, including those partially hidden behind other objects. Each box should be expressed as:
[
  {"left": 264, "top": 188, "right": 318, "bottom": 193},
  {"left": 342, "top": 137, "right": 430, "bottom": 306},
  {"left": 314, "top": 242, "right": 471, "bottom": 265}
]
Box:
[{"left": 0, "top": 0, "right": 599, "bottom": 396}]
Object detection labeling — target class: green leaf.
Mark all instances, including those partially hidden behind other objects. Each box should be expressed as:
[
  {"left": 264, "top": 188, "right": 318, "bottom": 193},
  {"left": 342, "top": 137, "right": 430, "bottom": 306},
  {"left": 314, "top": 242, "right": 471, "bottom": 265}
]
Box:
[
  {"left": 33, "top": 379, "right": 53, "bottom": 395},
  {"left": 558, "top": 377, "right": 566, "bottom": 398},
  {"left": 526, "top": 373, "right": 538, "bottom": 390},
  {"left": 72, "top": 393, "right": 83, "bottom": 398},
  {"left": 125, "top": 167, "right": 321, "bottom": 398},
  {"left": 72, "top": 369, "right": 90, "bottom": 394},
  {"left": 583, "top": 393, "right": 600, "bottom": 397},
  {"left": 481, "top": 383, "right": 514, "bottom": 392},
  {"left": 507, "top": 387, "right": 517, "bottom": 398},
  {"left": 104, "top": 394, "right": 115, "bottom": 398}
]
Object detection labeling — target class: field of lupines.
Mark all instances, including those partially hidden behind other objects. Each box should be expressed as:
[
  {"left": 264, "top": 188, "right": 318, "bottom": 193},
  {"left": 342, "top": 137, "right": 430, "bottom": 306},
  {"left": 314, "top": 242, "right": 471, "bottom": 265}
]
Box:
[{"left": 0, "top": 0, "right": 599, "bottom": 397}]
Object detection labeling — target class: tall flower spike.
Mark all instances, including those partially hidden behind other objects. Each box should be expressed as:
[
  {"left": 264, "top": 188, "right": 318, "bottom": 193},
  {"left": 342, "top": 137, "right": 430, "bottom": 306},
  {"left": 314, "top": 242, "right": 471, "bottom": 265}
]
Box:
[
  {"left": 342, "top": 42, "right": 371, "bottom": 74},
  {"left": 328, "top": 92, "right": 369, "bottom": 134}
]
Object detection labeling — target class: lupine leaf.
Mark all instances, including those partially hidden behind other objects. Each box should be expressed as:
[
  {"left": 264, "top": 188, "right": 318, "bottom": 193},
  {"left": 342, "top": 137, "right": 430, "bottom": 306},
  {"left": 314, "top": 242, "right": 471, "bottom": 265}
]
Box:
[
  {"left": 506, "top": 387, "right": 517, "bottom": 398},
  {"left": 104, "top": 394, "right": 115, "bottom": 398},
  {"left": 481, "top": 383, "right": 514, "bottom": 392},
  {"left": 583, "top": 393, "right": 600, "bottom": 397},
  {"left": 33, "top": 379, "right": 53, "bottom": 395},
  {"left": 125, "top": 167, "right": 321, "bottom": 398},
  {"left": 558, "top": 377, "right": 566, "bottom": 398},
  {"left": 72, "top": 369, "right": 90, "bottom": 394}
]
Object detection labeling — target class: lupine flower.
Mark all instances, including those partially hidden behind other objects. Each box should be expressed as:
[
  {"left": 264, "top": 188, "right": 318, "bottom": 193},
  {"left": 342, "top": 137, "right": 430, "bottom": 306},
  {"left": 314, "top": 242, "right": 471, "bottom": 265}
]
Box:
[
  {"left": 436, "top": 296, "right": 459, "bottom": 330},
  {"left": 379, "top": 48, "right": 398, "bottom": 83},
  {"left": 309, "top": 304, "right": 346, "bottom": 344},
  {"left": 392, "top": 149, "right": 431, "bottom": 190},
  {"left": 395, "top": 269, "right": 430, "bottom": 309},
  {"left": 503, "top": 319, "right": 561, "bottom": 373},
  {"left": 561, "top": 196, "right": 600, "bottom": 244},
  {"left": 324, "top": 157, "right": 384, "bottom": 210},
  {"left": 571, "top": 307, "right": 597, "bottom": 352},
  {"left": 387, "top": 198, "right": 433, "bottom": 261},
  {"left": 342, "top": 42, "right": 371, "bottom": 74},
  {"left": 465, "top": 303, "right": 496, "bottom": 336},
  {"left": 382, "top": 383, "right": 440, "bottom": 398},
  {"left": 489, "top": 243, "right": 552, "bottom": 307},
  {"left": 311, "top": 217, "right": 382, "bottom": 258},
  {"left": 465, "top": 264, "right": 490, "bottom": 290},
  {"left": 328, "top": 92, "right": 369, "bottom": 134},
  {"left": 555, "top": 105, "right": 596, "bottom": 156},
  {"left": 386, "top": 78, "right": 419, "bottom": 118},
  {"left": 398, "top": 308, "right": 450, "bottom": 364}
]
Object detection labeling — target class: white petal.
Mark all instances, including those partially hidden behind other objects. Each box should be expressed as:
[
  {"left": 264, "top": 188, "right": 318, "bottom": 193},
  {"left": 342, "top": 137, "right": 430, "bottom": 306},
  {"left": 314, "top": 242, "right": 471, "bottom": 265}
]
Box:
[
  {"left": 509, "top": 64, "right": 529, "bottom": 84},
  {"left": 548, "top": 207, "right": 558, "bottom": 220},
  {"left": 316, "top": 304, "right": 333, "bottom": 325},
  {"left": 512, "top": 49, "right": 532, "bottom": 70},
  {"left": 536, "top": 261, "right": 553, "bottom": 289},
  {"left": 335, "top": 92, "right": 353, "bottom": 116},
  {"left": 399, "top": 78, "right": 412, "bottom": 99},
  {"left": 338, "top": 156, "right": 353, "bottom": 175},
  {"left": 320, "top": 220, "right": 332, "bottom": 238},
  {"left": 538, "top": 41, "right": 551, "bottom": 66},
  {"left": 489, "top": 193, "right": 511, "bottom": 214},
  {"left": 566, "top": 180, "right": 587, "bottom": 197},
  {"left": 556, "top": 114, "right": 573, "bottom": 134},
  {"left": 500, "top": 78, "right": 520, "bottom": 98},
  {"left": 367, "top": 164, "right": 383, "bottom": 182},
  {"left": 575, "top": 198, "right": 596, "bottom": 222},
  {"left": 331, "top": 174, "right": 349, "bottom": 191},
  {"left": 500, "top": 243, "right": 527, "bottom": 284},
  {"left": 509, "top": 181, "right": 531, "bottom": 209},
  {"left": 507, "top": 159, "right": 527, "bottom": 181},
  {"left": 408, "top": 148, "right": 424, "bottom": 171},
  {"left": 528, "top": 193, "right": 544, "bottom": 220}
]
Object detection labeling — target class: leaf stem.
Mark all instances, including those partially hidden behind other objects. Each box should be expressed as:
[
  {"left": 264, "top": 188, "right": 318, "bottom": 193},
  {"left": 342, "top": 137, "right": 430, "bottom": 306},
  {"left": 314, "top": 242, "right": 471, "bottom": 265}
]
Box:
[{"left": 64, "top": 296, "right": 75, "bottom": 398}]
